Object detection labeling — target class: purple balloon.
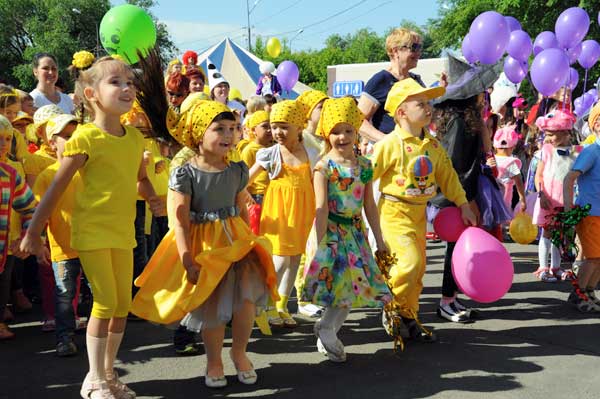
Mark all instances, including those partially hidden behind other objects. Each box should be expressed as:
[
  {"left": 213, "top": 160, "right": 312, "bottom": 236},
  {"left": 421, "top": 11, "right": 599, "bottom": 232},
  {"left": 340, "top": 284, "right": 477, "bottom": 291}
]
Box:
[
  {"left": 504, "top": 56, "right": 527, "bottom": 84},
  {"left": 588, "top": 88, "right": 598, "bottom": 100},
  {"left": 462, "top": 34, "right": 477, "bottom": 64},
  {"left": 578, "top": 40, "right": 600, "bottom": 69},
  {"left": 533, "top": 31, "right": 558, "bottom": 56},
  {"left": 531, "top": 48, "right": 570, "bottom": 96},
  {"left": 469, "top": 11, "right": 511, "bottom": 64},
  {"left": 566, "top": 43, "right": 582, "bottom": 65},
  {"left": 568, "top": 67, "right": 579, "bottom": 90},
  {"left": 506, "top": 30, "right": 532, "bottom": 62},
  {"left": 555, "top": 7, "right": 590, "bottom": 49},
  {"left": 276, "top": 60, "right": 300, "bottom": 91},
  {"left": 505, "top": 16, "right": 522, "bottom": 32}
]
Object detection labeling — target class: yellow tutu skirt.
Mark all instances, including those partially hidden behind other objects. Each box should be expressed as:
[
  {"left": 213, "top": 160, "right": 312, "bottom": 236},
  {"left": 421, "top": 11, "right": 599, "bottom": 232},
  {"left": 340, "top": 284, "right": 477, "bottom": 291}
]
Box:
[
  {"left": 260, "top": 163, "right": 315, "bottom": 256},
  {"left": 131, "top": 216, "right": 278, "bottom": 325}
]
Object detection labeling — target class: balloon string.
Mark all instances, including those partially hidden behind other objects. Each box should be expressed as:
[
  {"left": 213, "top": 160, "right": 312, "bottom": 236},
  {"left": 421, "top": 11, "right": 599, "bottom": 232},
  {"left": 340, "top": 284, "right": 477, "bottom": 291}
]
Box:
[{"left": 583, "top": 69, "right": 589, "bottom": 94}]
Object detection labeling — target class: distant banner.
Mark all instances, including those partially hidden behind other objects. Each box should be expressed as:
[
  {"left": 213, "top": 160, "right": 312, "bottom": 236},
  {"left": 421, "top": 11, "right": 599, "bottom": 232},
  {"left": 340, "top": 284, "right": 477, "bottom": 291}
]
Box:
[{"left": 332, "top": 80, "right": 364, "bottom": 98}]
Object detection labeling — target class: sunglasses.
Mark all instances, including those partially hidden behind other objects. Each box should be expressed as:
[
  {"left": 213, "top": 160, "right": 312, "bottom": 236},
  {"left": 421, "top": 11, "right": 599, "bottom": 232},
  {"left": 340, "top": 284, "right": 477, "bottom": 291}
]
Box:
[
  {"left": 167, "top": 91, "right": 184, "bottom": 98},
  {"left": 399, "top": 43, "right": 423, "bottom": 53}
]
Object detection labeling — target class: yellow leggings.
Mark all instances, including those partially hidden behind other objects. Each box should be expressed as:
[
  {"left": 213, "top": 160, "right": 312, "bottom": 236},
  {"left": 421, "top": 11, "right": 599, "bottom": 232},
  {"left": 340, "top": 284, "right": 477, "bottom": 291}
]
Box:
[
  {"left": 379, "top": 198, "right": 427, "bottom": 319},
  {"left": 79, "top": 248, "right": 133, "bottom": 319}
]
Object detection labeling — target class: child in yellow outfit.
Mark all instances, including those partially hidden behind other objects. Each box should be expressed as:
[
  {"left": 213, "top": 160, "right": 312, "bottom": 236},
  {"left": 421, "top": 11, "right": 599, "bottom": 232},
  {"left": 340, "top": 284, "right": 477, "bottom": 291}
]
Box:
[
  {"left": 21, "top": 57, "right": 162, "bottom": 399},
  {"left": 33, "top": 113, "right": 85, "bottom": 357},
  {"left": 249, "top": 100, "right": 319, "bottom": 328},
  {"left": 241, "top": 110, "right": 272, "bottom": 204},
  {"left": 131, "top": 101, "right": 278, "bottom": 388},
  {"left": 372, "top": 79, "right": 477, "bottom": 341}
]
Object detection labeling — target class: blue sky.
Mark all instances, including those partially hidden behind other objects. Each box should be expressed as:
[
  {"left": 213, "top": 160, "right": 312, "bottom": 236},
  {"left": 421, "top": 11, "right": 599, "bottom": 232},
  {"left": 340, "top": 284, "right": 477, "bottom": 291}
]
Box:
[{"left": 114, "top": 0, "right": 441, "bottom": 55}]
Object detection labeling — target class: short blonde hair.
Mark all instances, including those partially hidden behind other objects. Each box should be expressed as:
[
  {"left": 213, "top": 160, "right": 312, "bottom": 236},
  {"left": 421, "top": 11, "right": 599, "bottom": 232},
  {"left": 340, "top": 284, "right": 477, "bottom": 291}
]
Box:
[
  {"left": 385, "top": 28, "right": 422, "bottom": 59},
  {"left": 246, "top": 95, "right": 267, "bottom": 114}
]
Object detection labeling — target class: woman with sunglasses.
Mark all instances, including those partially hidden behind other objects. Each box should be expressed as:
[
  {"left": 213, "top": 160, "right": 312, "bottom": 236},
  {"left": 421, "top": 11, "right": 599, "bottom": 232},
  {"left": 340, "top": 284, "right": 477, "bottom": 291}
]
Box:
[
  {"left": 166, "top": 72, "right": 190, "bottom": 110},
  {"left": 358, "top": 28, "right": 446, "bottom": 143}
]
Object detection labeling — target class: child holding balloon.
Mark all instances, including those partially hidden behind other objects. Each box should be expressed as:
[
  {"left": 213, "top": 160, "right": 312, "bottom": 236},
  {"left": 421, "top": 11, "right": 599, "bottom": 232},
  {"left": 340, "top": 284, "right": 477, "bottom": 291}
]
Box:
[
  {"left": 300, "top": 97, "right": 391, "bottom": 362},
  {"left": 372, "top": 79, "right": 477, "bottom": 340},
  {"left": 20, "top": 56, "right": 162, "bottom": 399},
  {"left": 533, "top": 110, "right": 580, "bottom": 282},
  {"left": 248, "top": 100, "right": 320, "bottom": 328}
]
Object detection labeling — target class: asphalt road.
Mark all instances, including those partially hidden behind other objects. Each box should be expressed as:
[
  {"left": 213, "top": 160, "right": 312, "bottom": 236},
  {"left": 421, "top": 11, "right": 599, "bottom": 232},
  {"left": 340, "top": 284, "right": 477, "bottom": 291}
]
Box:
[{"left": 2, "top": 240, "right": 599, "bottom": 399}]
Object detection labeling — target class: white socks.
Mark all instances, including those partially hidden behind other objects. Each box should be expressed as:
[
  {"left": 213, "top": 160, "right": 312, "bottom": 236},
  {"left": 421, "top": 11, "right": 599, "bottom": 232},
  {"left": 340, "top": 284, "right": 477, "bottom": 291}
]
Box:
[
  {"left": 320, "top": 307, "right": 350, "bottom": 341},
  {"left": 86, "top": 335, "right": 107, "bottom": 383},
  {"left": 550, "top": 244, "right": 561, "bottom": 270},
  {"left": 538, "top": 235, "right": 551, "bottom": 269},
  {"left": 105, "top": 332, "right": 124, "bottom": 380}
]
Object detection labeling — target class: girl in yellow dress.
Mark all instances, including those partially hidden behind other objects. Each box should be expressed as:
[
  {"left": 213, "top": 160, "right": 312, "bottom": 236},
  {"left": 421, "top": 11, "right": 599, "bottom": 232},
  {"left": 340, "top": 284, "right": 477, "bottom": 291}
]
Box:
[
  {"left": 21, "top": 56, "right": 161, "bottom": 399},
  {"left": 131, "top": 100, "right": 278, "bottom": 388},
  {"left": 249, "top": 100, "right": 319, "bottom": 328}
]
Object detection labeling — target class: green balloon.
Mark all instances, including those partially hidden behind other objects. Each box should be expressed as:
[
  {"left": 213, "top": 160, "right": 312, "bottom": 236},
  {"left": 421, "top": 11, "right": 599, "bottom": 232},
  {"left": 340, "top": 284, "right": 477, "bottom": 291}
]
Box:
[{"left": 99, "top": 4, "right": 157, "bottom": 64}]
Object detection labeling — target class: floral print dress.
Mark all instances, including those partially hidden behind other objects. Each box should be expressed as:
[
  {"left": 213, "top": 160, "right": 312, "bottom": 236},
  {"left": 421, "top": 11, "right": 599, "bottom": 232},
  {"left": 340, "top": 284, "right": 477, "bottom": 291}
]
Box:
[{"left": 301, "top": 157, "right": 391, "bottom": 308}]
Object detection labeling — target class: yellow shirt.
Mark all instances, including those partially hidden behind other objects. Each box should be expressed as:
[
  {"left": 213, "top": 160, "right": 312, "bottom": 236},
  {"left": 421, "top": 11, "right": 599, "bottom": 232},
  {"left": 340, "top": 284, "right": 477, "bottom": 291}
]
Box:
[
  {"left": 22, "top": 144, "right": 56, "bottom": 178},
  {"left": 228, "top": 147, "right": 242, "bottom": 162},
  {"left": 7, "top": 160, "right": 25, "bottom": 252},
  {"left": 33, "top": 162, "right": 81, "bottom": 262},
  {"left": 63, "top": 123, "right": 145, "bottom": 250},
  {"left": 372, "top": 126, "right": 467, "bottom": 206},
  {"left": 241, "top": 141, "right": 269, "bottom": 195}
]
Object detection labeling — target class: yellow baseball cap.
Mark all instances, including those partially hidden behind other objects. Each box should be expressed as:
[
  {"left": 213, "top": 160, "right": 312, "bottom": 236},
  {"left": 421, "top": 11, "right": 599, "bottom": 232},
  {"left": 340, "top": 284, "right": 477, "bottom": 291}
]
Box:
[{"left": 384, "top": 78, "right": 445, "bottom": 117}]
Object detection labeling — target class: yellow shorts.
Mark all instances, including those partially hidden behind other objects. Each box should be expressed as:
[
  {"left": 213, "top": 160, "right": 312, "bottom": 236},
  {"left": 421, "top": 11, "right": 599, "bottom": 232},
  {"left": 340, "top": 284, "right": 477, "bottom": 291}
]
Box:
[{"left": 577, "top": 216, "right": 600, "bottom": 259}]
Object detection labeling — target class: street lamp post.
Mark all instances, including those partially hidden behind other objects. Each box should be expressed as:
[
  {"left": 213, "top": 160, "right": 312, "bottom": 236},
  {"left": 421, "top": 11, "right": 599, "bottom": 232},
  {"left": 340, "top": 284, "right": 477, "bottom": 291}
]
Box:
[
  {"left": 72, "top": 8, "right": 100, "bottom": 57},
  {"left": 289, "top": 29, "right": 304, "bottom": 53},
  {"left": 246, "top": 0, "right": 262, "bottom": 52}
]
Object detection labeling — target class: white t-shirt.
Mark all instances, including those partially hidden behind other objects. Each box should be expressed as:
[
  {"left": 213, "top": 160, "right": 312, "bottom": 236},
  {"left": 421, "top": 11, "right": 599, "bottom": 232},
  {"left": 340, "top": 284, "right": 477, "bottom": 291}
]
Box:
[{"left": 30, "top": 88, "right": 75, "bottom": 114}]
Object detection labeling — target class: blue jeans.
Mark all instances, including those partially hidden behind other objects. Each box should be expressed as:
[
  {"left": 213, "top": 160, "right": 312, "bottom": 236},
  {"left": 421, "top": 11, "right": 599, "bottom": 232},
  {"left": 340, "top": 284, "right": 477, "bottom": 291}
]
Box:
[{"left": 52, "top": 258, "right": 83, "bottom": 342}]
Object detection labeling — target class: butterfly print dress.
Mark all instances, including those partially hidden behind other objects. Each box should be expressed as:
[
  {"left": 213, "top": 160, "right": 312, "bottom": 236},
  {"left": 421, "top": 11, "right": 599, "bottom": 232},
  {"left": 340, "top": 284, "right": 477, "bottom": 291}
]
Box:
[{"left": 301, "top": 157, "right": 391, "bottom": 308}]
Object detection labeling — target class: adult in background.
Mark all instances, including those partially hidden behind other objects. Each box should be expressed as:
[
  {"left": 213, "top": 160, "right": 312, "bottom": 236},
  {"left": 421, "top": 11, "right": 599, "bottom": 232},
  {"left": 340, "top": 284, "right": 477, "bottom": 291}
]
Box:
[
  {"left": 358, "top": 28, "right": 445, "bottom": 142},
  {"left": 30, "top": 53, "right": 74, "bottom": 114}
]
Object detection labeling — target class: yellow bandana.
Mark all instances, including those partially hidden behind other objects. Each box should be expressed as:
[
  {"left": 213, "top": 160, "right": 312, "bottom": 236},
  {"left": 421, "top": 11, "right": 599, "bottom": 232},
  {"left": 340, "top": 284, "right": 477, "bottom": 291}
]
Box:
[
  {"left": 297, "top": 90, "right": 328, "bottom": 119},
  {"left": 316, "top": 97, "right": 364, "bottom": 139},
  {"left": 246, "top": 110, "right": 270, "bottom": 130},
  {"left": 270, "top": 100, "right": 304, "bottom": 128},
  {"left": 167, "top": 100, "right": 231, "bottom": 148}
]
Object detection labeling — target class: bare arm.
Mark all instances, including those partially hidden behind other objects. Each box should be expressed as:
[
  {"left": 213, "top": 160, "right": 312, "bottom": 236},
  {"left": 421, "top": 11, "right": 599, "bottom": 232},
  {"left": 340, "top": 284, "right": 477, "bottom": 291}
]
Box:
[
  {"left": 535, "top": 160, "right": 551, "bottom": 210},
  {"left": 363, "top": 181, "right": 387, "bottom": 252},
  {"left": 248, "top": 162, "right": 266, "bottom": 185},
  {"left": 171, "top": 189, "right": 198, "bottom": 284},
  {"left": 357, "top": 96, "right": 386, "bottom": 143},
  {"left": 313, "top": 168, "right": 329, "bottom": 243},
  {"left": 137, "top": 158, "right": 163, "bottom": 216},
  {"left": 513, "top": 174, "right": 527, "bottom": 211},
  {"left": 236, "top": 189, "right": 250, "bottom": 224},
  {"left": 20, "top": 154, "right": 86, "bottom": 256},
  {"left": 563, "top": 170, "right": 581, "bottom": 211}
]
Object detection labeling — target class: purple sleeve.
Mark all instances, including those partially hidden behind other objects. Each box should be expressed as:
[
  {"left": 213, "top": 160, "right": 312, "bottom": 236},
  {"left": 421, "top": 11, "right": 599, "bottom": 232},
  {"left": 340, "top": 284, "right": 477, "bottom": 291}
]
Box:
[
  {"left": 255, "top": 78, "right": 264, "bottom": 95},
  {"left": 273, "top": 76, "right": 282, "bottom": 95}
]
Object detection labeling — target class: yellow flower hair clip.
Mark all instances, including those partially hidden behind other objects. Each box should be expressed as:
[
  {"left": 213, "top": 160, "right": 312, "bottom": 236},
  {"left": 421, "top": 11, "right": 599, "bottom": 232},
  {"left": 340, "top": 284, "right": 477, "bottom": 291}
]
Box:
[
  {"left": 72, "top": 50, "right": 95, "bottom": 70},
  {"left": 0, "top": 88, "right": 18, "bottom": 98}
]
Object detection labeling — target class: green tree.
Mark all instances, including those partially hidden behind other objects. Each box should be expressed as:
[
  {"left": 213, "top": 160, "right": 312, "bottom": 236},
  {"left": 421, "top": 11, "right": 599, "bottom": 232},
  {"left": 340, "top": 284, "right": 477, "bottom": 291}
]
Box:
[{"left": 0, "top": 0, "right": 177, "bottom": 90}]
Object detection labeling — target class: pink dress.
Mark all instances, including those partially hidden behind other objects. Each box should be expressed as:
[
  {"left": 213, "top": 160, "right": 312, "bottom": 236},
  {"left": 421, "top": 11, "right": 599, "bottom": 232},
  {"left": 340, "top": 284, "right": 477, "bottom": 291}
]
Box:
[
  {"left": 532, "top": 144, "right": 581, "bottom": 226},
  {"left": 495, "top": 155, "right": 522, "bottom": 211}
]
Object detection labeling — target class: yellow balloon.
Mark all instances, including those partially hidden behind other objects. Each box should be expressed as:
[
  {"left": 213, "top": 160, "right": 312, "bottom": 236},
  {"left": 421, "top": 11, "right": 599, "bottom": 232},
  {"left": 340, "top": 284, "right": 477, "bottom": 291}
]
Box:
[
  {"left": 509, "top": 212, "right": 538, "bottom": 245},
  {"left": 266, "top": 37, "right": 281, "bottom": 58},
  {"left": 229, "top": 88, "right": 242, "bottom": 101}
]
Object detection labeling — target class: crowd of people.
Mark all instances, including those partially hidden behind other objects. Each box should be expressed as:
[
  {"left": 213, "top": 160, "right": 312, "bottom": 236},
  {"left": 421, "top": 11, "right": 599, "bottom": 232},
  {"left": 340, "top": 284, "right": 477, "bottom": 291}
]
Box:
[{"left": 0, "top": 26, "right": 599, "bottom": 398}]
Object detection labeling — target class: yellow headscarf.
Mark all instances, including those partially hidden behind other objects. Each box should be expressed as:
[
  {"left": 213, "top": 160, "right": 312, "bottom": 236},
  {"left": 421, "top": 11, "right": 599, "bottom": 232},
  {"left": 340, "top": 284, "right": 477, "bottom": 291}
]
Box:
[
  {"left": 269, "top": 100, "right": 304, "bottom": 128},
  {"left": 167, "top": 100, "right": 231, "bottom": 148},
  {"left": 180, "top": 92, "right": 210, "bottom": 114},
  {"left": 297, "top": 90, "right": 328, "bottom": 120},
  {"left": 316, "top": 97, "right": 364, "bottom": 139},
  {"left": 246, "top": 110, "right": 270, "bottom": 130}
]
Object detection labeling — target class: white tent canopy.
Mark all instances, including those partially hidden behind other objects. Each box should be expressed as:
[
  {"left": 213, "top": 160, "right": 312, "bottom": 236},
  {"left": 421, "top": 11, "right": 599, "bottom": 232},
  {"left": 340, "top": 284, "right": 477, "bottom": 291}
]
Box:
[{"left": 194, "top": 38, "right": 312, "bottom": 100}]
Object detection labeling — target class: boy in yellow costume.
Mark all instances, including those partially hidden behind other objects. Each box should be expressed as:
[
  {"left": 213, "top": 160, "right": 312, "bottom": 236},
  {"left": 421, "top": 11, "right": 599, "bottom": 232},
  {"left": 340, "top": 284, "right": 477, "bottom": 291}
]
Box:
[{"left": 372, "top": 79, "right": 477, "bottom": 341}]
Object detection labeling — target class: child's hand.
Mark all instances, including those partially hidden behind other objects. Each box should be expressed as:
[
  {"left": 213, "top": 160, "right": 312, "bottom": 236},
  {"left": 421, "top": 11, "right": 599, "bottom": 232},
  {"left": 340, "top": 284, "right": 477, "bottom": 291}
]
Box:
[
  {"left": 539, "top": 192, "right": 551, "bottom": 210},
  {"left": 183, "top": 260, "right": 200, "bottom": 285},
  {"left": 519, "top": 198, "right": 527, "bottom": 212},
  {"left": 375, "top": 242, "right": 390, "bottom": 256},
  {"left": 19, "top": 232, "right": 45, "bottom": 256},
  {"left": 486, "top": 157, "right": 497, "bottom": 168},
  {"left": 155, "top": 160, "right": 166, "bottom": 174},
  {"left": 459, "top": 203, "right": 478, "bottom": 226}
]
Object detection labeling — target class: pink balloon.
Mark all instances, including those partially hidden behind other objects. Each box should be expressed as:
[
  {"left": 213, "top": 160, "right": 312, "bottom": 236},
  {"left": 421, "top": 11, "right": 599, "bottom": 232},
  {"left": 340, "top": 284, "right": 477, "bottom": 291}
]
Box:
[
  {"left": 452, "top": 227, "right": 514, "bottom": 303},
  {"left": 433, "top": 207, "right": 467, "bottom": 242}
]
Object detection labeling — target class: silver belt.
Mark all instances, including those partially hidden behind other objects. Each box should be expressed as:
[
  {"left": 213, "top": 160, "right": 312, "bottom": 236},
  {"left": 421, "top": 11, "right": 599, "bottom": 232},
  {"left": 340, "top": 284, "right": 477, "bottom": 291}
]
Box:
[{"left": 190, "top": 206, "right": 239, "bottom": 224}]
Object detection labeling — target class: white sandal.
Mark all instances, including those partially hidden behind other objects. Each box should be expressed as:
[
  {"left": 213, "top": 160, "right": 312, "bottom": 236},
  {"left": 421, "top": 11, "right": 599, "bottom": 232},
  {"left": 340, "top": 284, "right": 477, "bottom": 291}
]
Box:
[
  {"left": 106, "top": 371, "right": 136, "bottom": 399},
  {"left": 80, "top": 380, "right": 115, "bottom": 399}
]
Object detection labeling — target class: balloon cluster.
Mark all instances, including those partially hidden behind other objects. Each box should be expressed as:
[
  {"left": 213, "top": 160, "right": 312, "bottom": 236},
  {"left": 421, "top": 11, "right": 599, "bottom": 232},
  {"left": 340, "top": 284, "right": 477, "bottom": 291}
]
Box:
[{"left": 462, "top": 7, "right": 600, "bottom": 100}]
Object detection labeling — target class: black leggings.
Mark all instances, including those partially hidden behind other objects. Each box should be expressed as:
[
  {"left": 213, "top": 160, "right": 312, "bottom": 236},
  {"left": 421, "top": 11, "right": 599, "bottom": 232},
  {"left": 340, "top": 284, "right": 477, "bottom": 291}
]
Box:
[{"left": 442, "top": 242, "right": 459, "bottom": 298}]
